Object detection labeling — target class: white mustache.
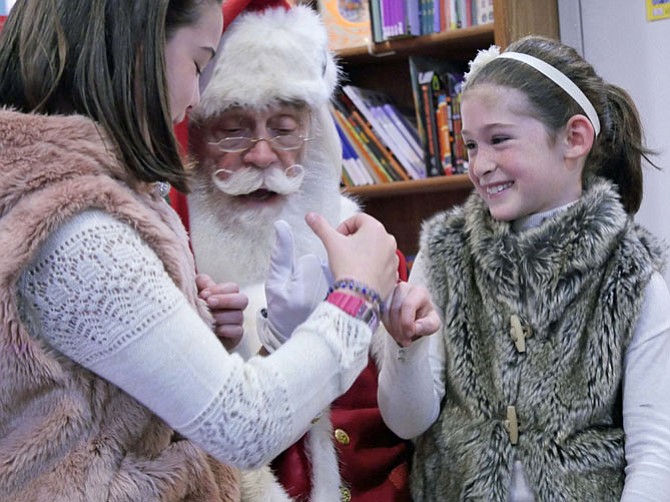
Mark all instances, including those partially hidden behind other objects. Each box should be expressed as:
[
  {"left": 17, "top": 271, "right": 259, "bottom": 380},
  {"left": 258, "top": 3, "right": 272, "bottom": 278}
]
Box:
[{"left": 211, "top": 165, "right": 305, "bottom": 196}]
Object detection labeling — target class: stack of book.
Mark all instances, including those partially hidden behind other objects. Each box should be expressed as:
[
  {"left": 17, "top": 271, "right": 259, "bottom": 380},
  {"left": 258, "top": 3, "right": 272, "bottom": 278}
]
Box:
[
  {"left": 409, "top": 56, "right": 468, "bottom": 178},
  {"left": 369, "top": 0, "right": 494, "bottom": 44},
  {"left": 332, "top": 85, "right": 425, "bottom": 187}
]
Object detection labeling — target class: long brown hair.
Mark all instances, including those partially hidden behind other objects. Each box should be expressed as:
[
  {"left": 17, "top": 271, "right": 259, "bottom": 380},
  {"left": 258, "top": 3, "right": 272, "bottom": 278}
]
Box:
[
  {"left": 0, "top": 0, "right": 222, "bottom": 193},
  {"left": 463, "top": 36, "right": 657, "bottom": 214}
]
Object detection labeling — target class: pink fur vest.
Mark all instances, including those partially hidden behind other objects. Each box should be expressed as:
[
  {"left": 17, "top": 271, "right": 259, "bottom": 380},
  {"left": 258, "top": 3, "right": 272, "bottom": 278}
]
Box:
[{"left": 0, "top": 109, "right": 240, "bottom": 501}]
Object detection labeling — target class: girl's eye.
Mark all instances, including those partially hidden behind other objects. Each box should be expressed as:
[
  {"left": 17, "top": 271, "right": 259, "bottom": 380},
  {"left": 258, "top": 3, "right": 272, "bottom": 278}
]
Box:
[
  {"left": 491, "top": 136, "right": 508, "bottom": 145},
  {"left": 464, "top": 141, "right": 476, "bottom": 151}
]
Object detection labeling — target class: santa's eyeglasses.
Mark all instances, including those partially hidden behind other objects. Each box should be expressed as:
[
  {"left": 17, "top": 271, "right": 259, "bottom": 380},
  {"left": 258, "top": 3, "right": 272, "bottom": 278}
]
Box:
[{"left": 209, "top": 134, "right": 310, "bottom": 153}]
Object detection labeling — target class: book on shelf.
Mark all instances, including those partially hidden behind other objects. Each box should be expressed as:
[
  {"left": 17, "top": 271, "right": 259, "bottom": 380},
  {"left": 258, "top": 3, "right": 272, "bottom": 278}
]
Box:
[
  {"left": 444, "top": 71, "right": 467, "bottom": 173},
  {"left": 409, "top": 55, "right": 468, "bottom": 177},
  {"left": 477, "top": 0, "right": 494, "bottom": 25},
  {"left": 433, "top": 0, "right": 443, "bottom": 33},
  {"left": 435, "top": 93, "right": 453, "bottom": 176},
  {"left": 368, "top": 0, "right": 385, "bottom": 43},
  {"left": 404, "top": 0, "right": 421, "bottom": 36},
  {"left": 349, "top": 107, "right": 409, "bottom": 182},
  {"left": 332, "top": 106, "right": 389, "bottom": 184},
  {"left": 342, "top": 85, "right": 424, "bottom": 180},
  {"left": 318, "top": 0, "right": 372, "bottom": 51},
  {"left": 332, "top": 101, "right": 399, "bottom": 184},
  {"left": 381, "top": 0, "right": 408, "bottom": 40},
  {"left": 417, "top": 71, "right": 443, "bottom": 177},
  {"left": 334, "top": 117, "right": 375, "bottom": 186},
  {"left": 366, "top": 0, "right": 492, "bottom": 44}
]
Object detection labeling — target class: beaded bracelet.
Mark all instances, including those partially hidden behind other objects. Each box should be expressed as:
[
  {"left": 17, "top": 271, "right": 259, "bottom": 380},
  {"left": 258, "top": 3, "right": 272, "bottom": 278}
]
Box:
[{"left": 327, "top": 278, "right": 385, "bottom": 315}]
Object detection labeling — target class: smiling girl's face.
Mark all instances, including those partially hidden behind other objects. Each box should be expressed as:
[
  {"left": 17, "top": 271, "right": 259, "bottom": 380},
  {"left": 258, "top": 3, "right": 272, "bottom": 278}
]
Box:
[{"left": 461, "top": 84, "right": 583, "bottom": 222}]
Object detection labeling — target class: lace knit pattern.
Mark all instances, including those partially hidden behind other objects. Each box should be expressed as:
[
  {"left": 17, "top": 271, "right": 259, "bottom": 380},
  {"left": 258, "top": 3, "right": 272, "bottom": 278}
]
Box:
[
  {"left": 18, "top": 211, "right": 185, "bottom": 366},
  {"left": 180, "top": 303, "right": 371, "bottom": 467},
  {"left": 179, "top": 362, "right": 292, "bottom": 468},
  {"left": 19, "top": 211, "right": 346, "bottom": 468}
]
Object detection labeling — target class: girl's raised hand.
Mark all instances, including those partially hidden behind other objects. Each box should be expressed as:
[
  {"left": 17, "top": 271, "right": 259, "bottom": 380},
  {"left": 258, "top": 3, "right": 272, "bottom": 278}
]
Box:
[
  {"left": 306, "top": 212, "right": 398, "bottom": 301},
  {"left": 383, "top": 282, "right": 442, "bottom": 347}
]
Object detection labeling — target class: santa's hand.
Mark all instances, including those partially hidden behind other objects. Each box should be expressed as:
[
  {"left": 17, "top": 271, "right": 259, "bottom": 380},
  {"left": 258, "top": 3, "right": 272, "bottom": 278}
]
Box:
[{"left": 261, "top": 220, "right": 331, "bottom": 352}]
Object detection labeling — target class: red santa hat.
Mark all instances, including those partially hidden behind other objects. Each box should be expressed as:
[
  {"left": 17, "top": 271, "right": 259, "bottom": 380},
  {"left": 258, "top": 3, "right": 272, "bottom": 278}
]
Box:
[
  {"left": 221, "top": 0, "right": 291, "bottom": 29},
  {"left": 193, "top": 1, "right": 339, "bottom": 120}
]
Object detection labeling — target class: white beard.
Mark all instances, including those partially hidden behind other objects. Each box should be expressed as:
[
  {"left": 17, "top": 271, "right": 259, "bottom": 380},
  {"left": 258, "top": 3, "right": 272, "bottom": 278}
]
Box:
[
  {"left": 188, "top": 182, "right": 360, "bottom": 287},
  {"left": 188, "top": 107, "right": 360, "bottom": 358},
  {"left": 188, "top": 106, "right": 359, "bottom": 287}
]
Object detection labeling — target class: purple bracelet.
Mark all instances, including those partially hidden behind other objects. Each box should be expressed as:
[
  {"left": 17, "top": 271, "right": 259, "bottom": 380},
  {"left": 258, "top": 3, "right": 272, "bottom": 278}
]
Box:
[{"left": 327, "top": 278, "right": 385, "bottom": 315}]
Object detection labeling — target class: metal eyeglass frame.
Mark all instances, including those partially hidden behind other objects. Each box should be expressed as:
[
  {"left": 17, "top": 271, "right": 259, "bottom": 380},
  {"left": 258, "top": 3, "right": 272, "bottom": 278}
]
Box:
[{"left": 209, "top": 134, "right": 311, "bottom": 153}]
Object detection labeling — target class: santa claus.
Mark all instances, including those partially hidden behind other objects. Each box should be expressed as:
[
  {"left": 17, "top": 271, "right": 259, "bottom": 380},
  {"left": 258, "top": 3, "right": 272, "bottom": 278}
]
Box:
[{"left": 170, "top": 1, "right": 412, "bottom": 500}]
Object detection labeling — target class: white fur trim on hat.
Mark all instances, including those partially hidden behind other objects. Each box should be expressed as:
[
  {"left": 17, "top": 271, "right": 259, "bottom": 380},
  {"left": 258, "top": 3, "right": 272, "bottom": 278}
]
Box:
[{"left": 194, "top": 5, "right": 339, "bottom": 119}]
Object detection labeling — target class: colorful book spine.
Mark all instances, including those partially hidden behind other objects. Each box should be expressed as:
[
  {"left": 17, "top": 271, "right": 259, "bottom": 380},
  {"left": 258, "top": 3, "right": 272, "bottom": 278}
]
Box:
[
  {"left": 381, "top": 104, "right": 424, "bottom": 167},
  {"left": 436, "top": 93, "right": 453, "bottom": 175},
  {"left": 332, "top": 106, "right": 390, "bottom": 184},
  {"left": 404, "top": 0, "right": 421, "bottom": 36},
  {"left": 350, "top": 109, "right": 409, "bottom": 181},
  {"left": 368, "top": 0, "right": 385, "bottom": 42},
  {"left": 372, "top": 105, "right": 424, "bottom": 179},
  {"left": 342, "top": 85, "right": 417, "bottom": 180},
  {"left": 418, "top": 71, "right": 443, "bottom": 177},
  {"left": 335, "top": 119, "right": 374, "bottom": 186},
  {"left": 476, "top": 0, "right": 493, "bottom": 25}
]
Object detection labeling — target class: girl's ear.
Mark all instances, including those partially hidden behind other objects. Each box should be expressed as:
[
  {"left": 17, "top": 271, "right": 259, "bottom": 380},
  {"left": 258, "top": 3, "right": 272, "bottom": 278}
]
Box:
[{"left": 563, "top": 114, "right": 595, "bottom": 161}]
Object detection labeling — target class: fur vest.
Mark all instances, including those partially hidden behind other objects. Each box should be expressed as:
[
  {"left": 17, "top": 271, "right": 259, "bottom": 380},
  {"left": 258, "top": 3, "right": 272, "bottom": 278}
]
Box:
[
  {"left": 412, "top": 179, "right": 664, "bottom": 502},
  {"left": 0, "top": 109, "right": 240, "bottom": 501}
]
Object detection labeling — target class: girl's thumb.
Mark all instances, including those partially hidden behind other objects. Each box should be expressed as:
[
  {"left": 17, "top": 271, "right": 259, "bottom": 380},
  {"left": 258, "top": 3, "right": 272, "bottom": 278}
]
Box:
[{"left": 306, "top": 212, "right": 336, "bottom": 250}]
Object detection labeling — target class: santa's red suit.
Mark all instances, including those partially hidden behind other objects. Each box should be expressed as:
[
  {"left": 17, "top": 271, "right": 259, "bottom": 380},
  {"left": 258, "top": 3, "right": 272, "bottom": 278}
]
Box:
[{"left": 170, "top": 2, "right": 412, "bottom": 501}]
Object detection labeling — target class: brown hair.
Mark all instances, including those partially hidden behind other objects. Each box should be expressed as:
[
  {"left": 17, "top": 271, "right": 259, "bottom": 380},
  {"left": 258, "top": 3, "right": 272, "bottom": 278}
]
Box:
[
  {"left": 463, "top": 35, "right": 657, "bottom": 214},
  {"left": 0, "top": 0, "right": 221, "bottom": 193}
]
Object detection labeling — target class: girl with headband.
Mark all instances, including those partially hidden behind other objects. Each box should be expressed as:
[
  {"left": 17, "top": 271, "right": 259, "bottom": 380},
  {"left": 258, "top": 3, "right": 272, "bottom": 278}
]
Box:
[{"left": 377, "top": 35, "right": 670, "bottom": 501}]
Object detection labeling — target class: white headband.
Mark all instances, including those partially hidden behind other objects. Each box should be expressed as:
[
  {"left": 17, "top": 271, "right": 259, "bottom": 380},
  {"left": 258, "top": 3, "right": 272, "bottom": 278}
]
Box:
[{"left": 498, "top": 52, "right": 601, "bottom": 137}]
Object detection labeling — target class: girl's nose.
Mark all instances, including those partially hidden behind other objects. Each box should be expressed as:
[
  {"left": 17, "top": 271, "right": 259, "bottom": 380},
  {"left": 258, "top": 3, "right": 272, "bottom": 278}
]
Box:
[{"left": 471, "top": 150, "right": 496, "bottom": 178}]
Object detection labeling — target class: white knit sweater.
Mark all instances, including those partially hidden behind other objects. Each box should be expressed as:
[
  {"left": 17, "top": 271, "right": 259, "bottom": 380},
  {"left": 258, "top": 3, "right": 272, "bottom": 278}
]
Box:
[{"left": 17, "top": 209, "right": 371, "bottom": 470}]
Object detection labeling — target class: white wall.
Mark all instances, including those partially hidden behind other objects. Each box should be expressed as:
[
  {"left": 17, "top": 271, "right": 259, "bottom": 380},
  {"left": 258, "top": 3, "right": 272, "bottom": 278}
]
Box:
[
  {"left": 559, "top": 0, "right": 670, "bottom": 284},
  {"left": 0, "top": 0, "right": 15, "bottom": 15}
]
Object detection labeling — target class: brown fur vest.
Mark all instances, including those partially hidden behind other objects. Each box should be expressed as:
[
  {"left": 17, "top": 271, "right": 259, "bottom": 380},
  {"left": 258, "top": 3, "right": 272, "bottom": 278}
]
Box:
[{"left": 0, "top": 109, "right": 240, "bottom": 501}]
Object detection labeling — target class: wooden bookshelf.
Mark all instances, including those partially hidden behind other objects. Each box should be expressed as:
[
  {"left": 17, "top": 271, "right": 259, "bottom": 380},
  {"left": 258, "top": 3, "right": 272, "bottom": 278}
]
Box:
[
  {"left": 344, "top": 173, "right": 472, "bottom": 198},
  {"left": 344, "top": 175, "right": 473, "bottom": 257},
  {"left": 337, "top": 24, "right": 495, "bottom": 61},
  {"left": 333, "top": 0, "right": 559, "bottom": 257}
]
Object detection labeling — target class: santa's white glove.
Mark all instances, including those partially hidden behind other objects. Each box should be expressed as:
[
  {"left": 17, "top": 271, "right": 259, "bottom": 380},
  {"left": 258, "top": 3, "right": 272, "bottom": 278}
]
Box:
[{"left": 258, "top": 220, "right": 332, "bottom": 353}]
